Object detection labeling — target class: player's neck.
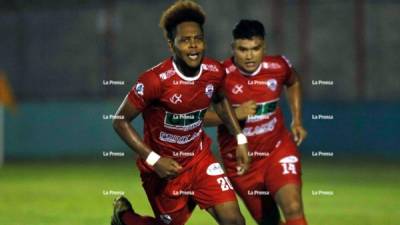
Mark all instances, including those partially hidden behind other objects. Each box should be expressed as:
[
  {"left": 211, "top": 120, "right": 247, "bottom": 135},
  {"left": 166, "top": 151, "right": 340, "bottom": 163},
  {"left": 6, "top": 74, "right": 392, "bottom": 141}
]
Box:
[{"left": 173, "top": 57, "right": 201, "bottom": 78}]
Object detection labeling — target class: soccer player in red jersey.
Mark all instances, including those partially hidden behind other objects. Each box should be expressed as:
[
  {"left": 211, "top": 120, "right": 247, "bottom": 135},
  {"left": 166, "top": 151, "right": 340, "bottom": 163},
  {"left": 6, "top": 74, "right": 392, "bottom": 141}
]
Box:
[
  {"left": 204, "top": 20, "right": 308, "bottom": 225},
  {"left": 111, "top": 1, "right": 250, "bottom": 225}
]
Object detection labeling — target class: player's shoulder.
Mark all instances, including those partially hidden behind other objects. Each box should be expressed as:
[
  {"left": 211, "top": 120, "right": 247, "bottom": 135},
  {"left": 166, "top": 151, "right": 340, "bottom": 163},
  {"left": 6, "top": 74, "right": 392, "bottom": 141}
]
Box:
[
  {"left": 263, "top": 55, "right": 292, "bottom": 69},
  {"left": 221, "top": 57, "right": 237, "bottom": 76},
  {"left": 141, "top": 58, "right": 175, "bottom": 82},
  {"left": 201, "top": 57, "right": 223, "bottom": 73}
]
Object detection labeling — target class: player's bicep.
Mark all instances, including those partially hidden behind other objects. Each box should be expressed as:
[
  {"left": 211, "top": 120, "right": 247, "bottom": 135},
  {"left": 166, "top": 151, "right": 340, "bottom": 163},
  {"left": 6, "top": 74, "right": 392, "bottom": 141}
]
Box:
[{"left": 286, "top": 67, "right": 300, "bottom": 87}]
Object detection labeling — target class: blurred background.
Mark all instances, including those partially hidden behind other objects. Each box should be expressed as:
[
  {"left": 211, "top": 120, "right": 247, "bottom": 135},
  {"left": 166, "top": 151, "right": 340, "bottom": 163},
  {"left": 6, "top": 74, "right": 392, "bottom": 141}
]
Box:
[{"left": 0, "top": 0, "right": 399, "bottom": 225}]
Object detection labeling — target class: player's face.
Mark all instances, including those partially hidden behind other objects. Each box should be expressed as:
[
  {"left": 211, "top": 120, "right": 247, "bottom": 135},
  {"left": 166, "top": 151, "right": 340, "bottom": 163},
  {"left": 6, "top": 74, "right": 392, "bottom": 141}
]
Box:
[
  {"left": 170, "top": 21, "right": 205, "bottom": 69},
  {"left": 232, "top": 37, "right": 265, "bottom": 74}
]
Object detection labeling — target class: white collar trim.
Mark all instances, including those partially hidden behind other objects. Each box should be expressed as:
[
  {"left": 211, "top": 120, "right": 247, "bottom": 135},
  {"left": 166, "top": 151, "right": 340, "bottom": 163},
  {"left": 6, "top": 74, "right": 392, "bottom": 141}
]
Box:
[{"left": 172, "top": 61, "right": 203, "bottom": 81}]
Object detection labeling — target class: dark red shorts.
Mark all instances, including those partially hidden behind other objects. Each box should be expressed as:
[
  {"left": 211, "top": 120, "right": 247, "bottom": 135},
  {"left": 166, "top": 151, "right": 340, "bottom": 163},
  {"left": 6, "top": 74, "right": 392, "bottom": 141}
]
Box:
[
  {"left": 140, "top": 151, "right": 237, "bottom": 225},
  {"left": 224, "top": 132, "right": 302, "bottom": 222}
]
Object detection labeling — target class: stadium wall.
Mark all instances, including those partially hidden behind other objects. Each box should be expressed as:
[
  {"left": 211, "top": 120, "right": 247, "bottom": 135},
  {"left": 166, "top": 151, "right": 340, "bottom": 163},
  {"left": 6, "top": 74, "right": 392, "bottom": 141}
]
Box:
[{"left": 4, "top": 101, "right": 399, "bottom": 160}]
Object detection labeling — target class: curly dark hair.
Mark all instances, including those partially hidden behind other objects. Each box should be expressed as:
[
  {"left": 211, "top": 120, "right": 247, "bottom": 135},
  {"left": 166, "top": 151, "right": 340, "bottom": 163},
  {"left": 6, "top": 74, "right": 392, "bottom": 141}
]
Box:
[{"left": 159, "top": 0, "right": 206, "bottom": 41}]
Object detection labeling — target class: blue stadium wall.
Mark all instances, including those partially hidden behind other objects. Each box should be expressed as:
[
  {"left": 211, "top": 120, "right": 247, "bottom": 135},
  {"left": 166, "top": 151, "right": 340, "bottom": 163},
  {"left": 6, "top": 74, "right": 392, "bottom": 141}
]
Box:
[{"left": 4, "top": 101, "right": 399, "bottom": 160}]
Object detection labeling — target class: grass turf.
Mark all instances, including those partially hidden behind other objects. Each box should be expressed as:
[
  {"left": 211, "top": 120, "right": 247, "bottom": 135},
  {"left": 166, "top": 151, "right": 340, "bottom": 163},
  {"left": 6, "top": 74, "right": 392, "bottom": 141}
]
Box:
[{"left": 0, "top": 159, "right": 399, "bottom": 225}]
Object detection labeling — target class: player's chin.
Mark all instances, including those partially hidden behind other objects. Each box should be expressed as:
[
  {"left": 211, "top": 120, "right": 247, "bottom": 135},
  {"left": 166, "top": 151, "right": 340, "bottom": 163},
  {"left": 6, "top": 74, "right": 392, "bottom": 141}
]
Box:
[{"left": 184, "top": 59, "right": 202, "bottom": 69}]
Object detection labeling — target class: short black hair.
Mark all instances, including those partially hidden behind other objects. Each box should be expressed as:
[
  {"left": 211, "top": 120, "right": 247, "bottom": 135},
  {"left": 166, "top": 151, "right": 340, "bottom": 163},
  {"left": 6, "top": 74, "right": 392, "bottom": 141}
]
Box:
[
  {"left": 159, "top": 0, "right": 206, "bottom": 41},
  {"left": 232, "top": 19, "right": 265, "bottom": 40}
]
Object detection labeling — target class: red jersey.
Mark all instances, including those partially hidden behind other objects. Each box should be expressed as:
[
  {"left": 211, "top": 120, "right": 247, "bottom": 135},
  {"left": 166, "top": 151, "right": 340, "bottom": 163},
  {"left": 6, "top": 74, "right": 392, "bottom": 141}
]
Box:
[
  {"left": 218, "top": 56, "right": 295, "bottom": 162},
  {"left": 128, "top": 57, "right": 225, "bottom": 171}
]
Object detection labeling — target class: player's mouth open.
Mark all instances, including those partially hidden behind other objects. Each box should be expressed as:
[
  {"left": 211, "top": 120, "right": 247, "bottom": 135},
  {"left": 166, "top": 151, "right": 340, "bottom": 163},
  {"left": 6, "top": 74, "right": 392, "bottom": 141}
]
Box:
[
  {"left": 188, "top": 53, "right": 200, "bottom": 60},
  {"left": 245, "top": 62, "right": 256, "bottom": 67}
]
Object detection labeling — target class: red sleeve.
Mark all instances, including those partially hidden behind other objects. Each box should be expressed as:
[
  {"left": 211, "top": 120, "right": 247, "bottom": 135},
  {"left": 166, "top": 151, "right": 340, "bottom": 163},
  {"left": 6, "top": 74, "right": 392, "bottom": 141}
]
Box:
[
  {"left": 280, "top": 55, "right": 296, "bottom": 86},
  {"left": 216, "top": 62, "right": 226, "bottom": 93},
  {"left": 127, "top": 71, "right": 162, "bottom": 111}
]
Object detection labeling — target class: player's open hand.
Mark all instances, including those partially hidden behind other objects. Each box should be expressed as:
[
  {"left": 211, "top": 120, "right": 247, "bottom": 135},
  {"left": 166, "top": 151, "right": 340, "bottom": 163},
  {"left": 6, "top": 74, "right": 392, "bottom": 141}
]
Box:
[
  {"left": 153, "top": 157, "right": 182, "bottom": 179},
  {"left": 291, "top": 122, "right": 307, "bottom": 146},
  {"left": 235, "top": 100, "right": 257, "bottom": 120},
  {"left": 235, "top": 144, "right": 250, "bottom": 175}
]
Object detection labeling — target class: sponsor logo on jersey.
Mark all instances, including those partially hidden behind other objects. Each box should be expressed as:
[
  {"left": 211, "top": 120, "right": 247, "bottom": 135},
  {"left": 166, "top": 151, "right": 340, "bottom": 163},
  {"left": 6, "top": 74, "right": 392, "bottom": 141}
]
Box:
[
  {"left": 159, "top": 130, "right": 202, "bottom": 144},
  {"left": 202, "top": 64, "right": 219, "bottom": 72},
  {"left": 135, "top": 83, "right": 144, "bottom": 96},
  {"left": 225, "top": 65, "right": 236, "bottom": 74},
  {"left": 206, "top": 163, "right": 225, "bottom": 176},
  {"left": 232, "top": 84, "right": 243, "bottom": 94},
  {"left": 243, "top": 117, "right": 277, "bottom": 136},
  {"left": 205, "top": 84, "right": 214, "bottom": 98},
  {"left": 169, "top": 94, "right": 183, "bottom": 104},
  {"left": 160, "top": 214, "right": 172, "bottom": 224},
  {"left": 266, "top": 79, "right": 278, "bottom": 91},
  {"left": 267, "top": 62, "right": 282, "bottom": 69},
  {"left": 159, "top": 69, "right": 175, "bottom": 80},
  {"left": 164, "top": 108, "right": 207, "bottom": 131}
]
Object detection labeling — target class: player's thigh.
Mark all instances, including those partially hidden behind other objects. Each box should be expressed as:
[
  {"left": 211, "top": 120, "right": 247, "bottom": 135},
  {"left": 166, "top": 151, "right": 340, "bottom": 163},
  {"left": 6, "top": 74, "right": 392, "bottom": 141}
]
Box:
[
  {"left": 192, "top": 153, "right": 244, "bottom": 224},
  {"left": 274, "top": 183, "right": 304, "bottom": 216},
  {"left": 230, "top": 167, "right": 280, "bottom": 225},
  {"left": 206, "top": 201, "right": 245, "bottom": 225},
  {"left": 141, "top": 172, "right": 195, "bottom": 225}
]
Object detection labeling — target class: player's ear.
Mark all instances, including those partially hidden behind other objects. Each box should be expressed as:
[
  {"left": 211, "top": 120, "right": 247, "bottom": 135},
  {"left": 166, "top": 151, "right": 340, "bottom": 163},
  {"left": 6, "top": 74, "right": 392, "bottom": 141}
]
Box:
[
  {"left": 167, "top": 39, "right": 174, "bottom": 52},
  {"left": 263, "top": 40, "right": 267, "bottom": 53},
  {"left": 230, "top": 41, "right": 235, "bottom": 54}
]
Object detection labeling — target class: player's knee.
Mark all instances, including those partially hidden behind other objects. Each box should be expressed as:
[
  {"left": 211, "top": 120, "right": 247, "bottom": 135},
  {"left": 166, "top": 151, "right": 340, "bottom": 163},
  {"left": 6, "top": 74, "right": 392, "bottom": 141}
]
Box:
[
  {"left": 219, "top": 213, "right": 245, "bottom": 225},
  {"left": 281, "top": 201, "right": 303, "bottom": 218}
]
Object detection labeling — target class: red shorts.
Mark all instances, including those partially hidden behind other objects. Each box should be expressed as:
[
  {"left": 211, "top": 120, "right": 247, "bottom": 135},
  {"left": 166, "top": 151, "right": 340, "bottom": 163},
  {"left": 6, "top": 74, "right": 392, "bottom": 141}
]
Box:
[
  {"left": 139, "top": 151, "right": 237, "bottom": 225},
  {"left": 223, "top": 131, "right": 302, "bottom": 222}
]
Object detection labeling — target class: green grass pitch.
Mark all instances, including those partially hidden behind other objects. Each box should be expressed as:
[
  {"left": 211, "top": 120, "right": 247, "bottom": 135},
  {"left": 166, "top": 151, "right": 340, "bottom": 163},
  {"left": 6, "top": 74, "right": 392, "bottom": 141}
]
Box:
[{"left": 0, "top": 159, "right": 399, "bottom": 225}]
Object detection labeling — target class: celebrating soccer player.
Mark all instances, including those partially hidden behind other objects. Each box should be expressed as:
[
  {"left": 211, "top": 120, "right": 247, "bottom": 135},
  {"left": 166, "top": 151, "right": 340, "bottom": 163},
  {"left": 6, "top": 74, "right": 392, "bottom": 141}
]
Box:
[
  {"left": 111, "top": 1, "right": 250, "bottom": 225},
  {"left": 204, "top": 20, "right": 308, "bottom": 225}
]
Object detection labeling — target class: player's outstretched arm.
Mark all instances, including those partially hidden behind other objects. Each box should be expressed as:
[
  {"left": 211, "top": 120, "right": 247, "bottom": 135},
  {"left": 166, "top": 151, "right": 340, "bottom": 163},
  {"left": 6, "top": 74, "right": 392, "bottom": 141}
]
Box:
[
  {"left": 203, "top": 100, "right": 257, "bottom": 127},
  {"left": 113, "top": 96, "right": 182, "bottom": 178},
  {"left": 211, "top": 91, "right": 250, "bottom": 175},
  {"left": 286, "top": 68, "right": 307, "bottom": 146}
]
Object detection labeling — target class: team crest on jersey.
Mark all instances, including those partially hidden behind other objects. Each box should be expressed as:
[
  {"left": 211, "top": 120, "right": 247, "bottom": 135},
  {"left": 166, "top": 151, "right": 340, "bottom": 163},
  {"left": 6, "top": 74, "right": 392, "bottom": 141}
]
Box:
[
  {"left": 205, "top": 84, "right": 214, "bottom": 98},
  {"left": 266, "top": 79, "right": 277, "bottom": 91},
  {"left": 135, "top": 82, "right": 144, "bottom": 96}
]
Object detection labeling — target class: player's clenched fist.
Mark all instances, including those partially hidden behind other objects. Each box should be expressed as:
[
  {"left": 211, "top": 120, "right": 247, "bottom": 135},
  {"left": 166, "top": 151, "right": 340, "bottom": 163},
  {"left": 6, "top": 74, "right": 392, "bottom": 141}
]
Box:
[
  {"left": 291, "top": 122, "right": 307, "bottom": 146},
  {"left": 235, "top": 143, "right": 250, "bottom": 175},
  {"left": 235, "top": 100, "right": 257, "bottom": 120},
  {"left": 153, "top": 157, "right": 182, "bottom": 179}
]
